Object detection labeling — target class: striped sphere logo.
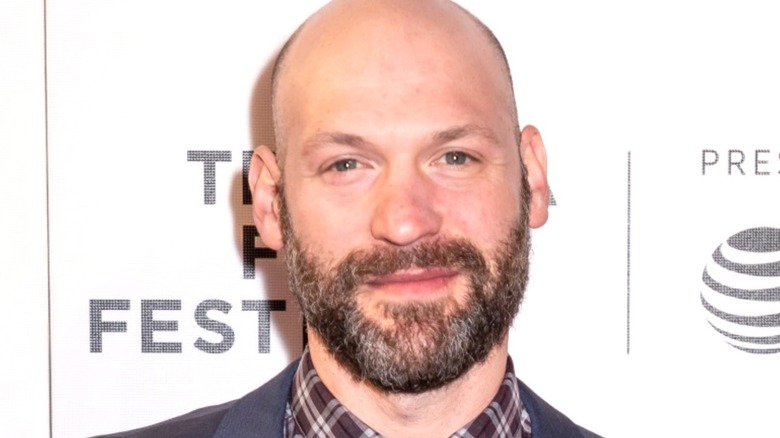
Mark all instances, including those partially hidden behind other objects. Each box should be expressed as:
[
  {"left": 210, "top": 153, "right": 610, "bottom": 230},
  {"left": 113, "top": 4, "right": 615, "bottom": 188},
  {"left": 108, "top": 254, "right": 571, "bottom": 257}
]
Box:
[{"left": 701, "top": 227, "right": 780, "bottom": 354}]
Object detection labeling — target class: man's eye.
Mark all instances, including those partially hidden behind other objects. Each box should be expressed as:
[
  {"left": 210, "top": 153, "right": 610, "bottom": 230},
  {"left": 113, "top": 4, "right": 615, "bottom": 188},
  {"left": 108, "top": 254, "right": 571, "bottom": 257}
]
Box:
[
  {"left": 330, "top": 159, "right": 359, "bottom": 172},
  {"left": 443, "top": 151, "right": 471, "bottom": 165}
]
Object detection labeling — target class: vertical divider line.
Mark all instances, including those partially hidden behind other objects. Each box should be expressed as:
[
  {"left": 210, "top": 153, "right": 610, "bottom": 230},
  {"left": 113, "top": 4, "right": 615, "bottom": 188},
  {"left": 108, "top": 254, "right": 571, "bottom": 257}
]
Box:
[
  {"left": 43, "top": 0, "right": 53, "bottom": 435},
  {"left": 627, "top": 151, "right": 632, "bottom": 354}
]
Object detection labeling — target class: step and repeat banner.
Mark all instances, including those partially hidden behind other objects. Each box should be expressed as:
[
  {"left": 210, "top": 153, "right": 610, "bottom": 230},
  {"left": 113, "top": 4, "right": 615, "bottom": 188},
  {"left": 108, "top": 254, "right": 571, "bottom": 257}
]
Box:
[{"left": 4, "top": 0, "right": 779, "bottom": 436}]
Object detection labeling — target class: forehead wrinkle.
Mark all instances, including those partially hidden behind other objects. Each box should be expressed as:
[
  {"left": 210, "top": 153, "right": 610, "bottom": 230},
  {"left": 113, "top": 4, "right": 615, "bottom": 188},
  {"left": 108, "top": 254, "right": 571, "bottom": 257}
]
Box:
[{"left": 313, "top": 124, "right": 497, "bottom": 148}]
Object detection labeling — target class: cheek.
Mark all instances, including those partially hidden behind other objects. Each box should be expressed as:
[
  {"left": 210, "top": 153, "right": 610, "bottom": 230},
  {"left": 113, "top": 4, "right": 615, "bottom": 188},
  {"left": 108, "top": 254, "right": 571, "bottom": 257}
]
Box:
[
  {"left": 284, "top": 184, "right": 370, "bottom": 259},
  {"left": 438, "top": 185, "right": 522, "bottom": 246}
]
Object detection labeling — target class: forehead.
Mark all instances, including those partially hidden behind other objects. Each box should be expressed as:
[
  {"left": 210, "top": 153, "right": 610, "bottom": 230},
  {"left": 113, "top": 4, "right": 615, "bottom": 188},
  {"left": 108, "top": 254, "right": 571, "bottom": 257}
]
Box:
[{"left": 273, "top": 1, "right": 515, "bottom": 145}]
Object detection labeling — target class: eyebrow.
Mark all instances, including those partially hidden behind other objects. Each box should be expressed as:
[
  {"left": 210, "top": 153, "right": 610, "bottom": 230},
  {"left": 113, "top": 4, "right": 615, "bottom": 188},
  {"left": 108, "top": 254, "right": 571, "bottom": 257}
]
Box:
[
  {"left": 309, "top": 132, "right": 369, "bottom": 148},
  {"left": 432, "top": 124, "right": 499, "bottom": 145},
  {"left": 299, "top": 132, "right": 370, "bottom": 159}
]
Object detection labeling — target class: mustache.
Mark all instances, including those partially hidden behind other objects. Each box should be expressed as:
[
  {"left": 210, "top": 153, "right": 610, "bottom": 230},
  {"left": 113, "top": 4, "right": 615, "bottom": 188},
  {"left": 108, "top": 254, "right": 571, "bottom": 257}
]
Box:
[{"left": 322, "top": 239, "right": 489, "bottom": 295}]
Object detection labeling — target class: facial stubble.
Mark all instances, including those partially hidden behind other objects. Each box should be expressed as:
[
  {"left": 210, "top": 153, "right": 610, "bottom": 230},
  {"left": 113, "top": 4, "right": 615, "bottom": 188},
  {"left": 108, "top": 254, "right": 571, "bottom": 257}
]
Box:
[{"left": 279, "top": 179, "right": 531, "bottom": 394}]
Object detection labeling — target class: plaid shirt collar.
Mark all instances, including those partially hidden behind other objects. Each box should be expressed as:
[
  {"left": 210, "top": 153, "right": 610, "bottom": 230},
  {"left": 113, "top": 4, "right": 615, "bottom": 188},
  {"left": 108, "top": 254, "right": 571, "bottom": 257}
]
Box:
[{"left": 284, "top": 349, "right": 531, "bottom": 438}]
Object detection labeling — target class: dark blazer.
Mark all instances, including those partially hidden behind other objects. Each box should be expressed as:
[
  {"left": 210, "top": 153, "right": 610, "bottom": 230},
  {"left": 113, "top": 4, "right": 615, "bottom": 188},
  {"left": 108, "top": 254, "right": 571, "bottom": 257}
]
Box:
[{"left": 96, "top": 360, "right": 602, "bottom": 438}]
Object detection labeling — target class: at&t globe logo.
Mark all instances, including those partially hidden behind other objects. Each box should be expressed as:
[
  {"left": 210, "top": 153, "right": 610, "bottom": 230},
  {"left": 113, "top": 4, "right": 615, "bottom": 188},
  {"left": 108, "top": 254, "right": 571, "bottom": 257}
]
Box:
[{"left": 701, "top": 227, "right": 780, "bottom": 354}]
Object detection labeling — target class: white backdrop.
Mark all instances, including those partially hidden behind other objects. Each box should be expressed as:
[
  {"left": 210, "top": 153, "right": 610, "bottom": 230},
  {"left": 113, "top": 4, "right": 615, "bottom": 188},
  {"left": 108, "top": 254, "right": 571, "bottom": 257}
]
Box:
[
  {"left": 3, "top": 1, "right": 780, "bottom": 437},
  {"left": 0, "top": 1, "right": 48, "bottom": 437}
]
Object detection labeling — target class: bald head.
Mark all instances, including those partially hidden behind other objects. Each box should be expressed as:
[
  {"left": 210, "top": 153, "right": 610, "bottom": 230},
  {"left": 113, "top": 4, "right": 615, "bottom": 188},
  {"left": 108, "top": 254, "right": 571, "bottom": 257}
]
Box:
[{"left": 270, "top": 0, "right": 518, "bottom": 159}]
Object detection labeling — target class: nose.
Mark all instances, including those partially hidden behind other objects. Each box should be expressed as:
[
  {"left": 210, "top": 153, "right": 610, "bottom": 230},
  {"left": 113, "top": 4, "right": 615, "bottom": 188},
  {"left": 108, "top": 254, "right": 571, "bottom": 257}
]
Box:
[{"left": 369, "top": 166, "right": 443, "bottom": 246}]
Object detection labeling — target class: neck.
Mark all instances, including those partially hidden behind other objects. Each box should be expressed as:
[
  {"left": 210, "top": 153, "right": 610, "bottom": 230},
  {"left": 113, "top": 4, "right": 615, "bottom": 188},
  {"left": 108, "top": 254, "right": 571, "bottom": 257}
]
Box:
[{"left": 307, "top": 332, "right": 509, "bottom": 438}]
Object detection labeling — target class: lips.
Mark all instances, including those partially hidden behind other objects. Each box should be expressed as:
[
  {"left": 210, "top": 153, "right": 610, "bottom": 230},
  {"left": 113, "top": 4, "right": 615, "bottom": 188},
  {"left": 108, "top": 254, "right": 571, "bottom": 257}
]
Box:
[{"left": 365, "top": 268, "right": 459, "bottom": 298}]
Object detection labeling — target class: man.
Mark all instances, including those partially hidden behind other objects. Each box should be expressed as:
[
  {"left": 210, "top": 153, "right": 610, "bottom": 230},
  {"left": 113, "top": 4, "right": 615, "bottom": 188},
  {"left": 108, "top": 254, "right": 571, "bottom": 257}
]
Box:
[{"left": 101, "top": 0, "right": 601, "bottom": 436}]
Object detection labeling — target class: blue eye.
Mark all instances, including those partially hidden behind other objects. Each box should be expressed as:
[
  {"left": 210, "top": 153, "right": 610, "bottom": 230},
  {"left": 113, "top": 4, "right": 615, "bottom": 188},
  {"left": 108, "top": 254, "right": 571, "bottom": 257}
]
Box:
[
  {"left": 331, "top": 159, "right": 359, "bottom": 172},
  {"left": 443, "top": 151, "right": 471, "bottom": 165}
]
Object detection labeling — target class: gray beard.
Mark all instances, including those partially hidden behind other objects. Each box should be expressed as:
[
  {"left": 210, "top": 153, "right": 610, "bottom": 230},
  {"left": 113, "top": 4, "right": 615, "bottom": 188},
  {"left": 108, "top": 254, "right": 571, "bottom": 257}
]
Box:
[{"left": 279, "top": 187, "right": 530, "bottom": 394}]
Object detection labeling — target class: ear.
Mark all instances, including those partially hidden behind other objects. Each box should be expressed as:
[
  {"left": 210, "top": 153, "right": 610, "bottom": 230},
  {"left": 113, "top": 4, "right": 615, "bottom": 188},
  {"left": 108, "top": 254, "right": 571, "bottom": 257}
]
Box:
[
  {"left": 519, "top": 125, "right": 549, "bottom": 229},
  {"left": 248, "top": 145, "right": 284, "bottom": 249}
]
